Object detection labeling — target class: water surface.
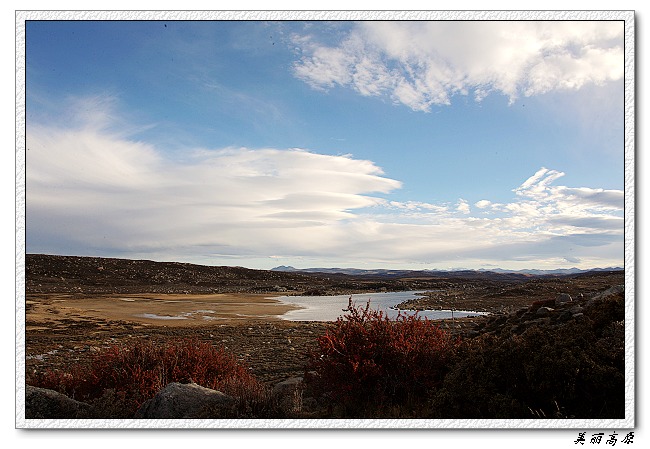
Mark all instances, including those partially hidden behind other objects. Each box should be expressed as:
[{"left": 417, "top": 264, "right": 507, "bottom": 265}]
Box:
[{"left": 274, "top": 291, "right": 487, "bottom": 321}]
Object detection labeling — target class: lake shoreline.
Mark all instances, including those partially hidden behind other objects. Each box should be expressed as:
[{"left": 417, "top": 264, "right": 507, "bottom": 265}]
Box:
[{"left": 273, "top": 290, "right": 488, "bottom": 321}]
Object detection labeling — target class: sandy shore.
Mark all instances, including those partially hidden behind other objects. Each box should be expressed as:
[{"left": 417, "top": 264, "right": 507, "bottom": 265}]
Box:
[{"left": 26, "top": 292, "right": 300, "bottom": 329}]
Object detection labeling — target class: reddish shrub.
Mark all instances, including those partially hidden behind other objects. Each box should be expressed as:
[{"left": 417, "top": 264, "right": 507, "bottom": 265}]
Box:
[
  {"left": 529, "top": 298, "right": 556, "bottom": 312},
  {"left": 305, "top": 302, "right": 460, "bottom": 416},
  {"left": 27, "top": 338, "right": 261, "bottom": 417}
]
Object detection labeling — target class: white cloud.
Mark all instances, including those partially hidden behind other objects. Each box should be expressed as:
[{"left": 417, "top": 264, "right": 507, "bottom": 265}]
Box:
[
  {"left": 26, "top": 121, "right": 402, "bottom": 256},
  {"left": 456, "top": 199, "right": 470, "bottom": 214},
  {"left": 26, "top": 99, "right": 624, "bottom": 269},
  {"left": 513, "top": 168, "right": 624, "bottom": 221},
  {"left": 388, "top": 201, "right": 448, "bottom": 213},
  {"left": 292, "top": 21, "right": 623, "bottom": 111}
]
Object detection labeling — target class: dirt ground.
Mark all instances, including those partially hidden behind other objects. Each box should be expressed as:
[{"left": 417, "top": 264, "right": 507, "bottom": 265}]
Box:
[
  {"left": 25, "top": 292, "right": 331, "bottom": 384},
  {"left": 22, "top": 255, "right": 625, "bottom": 386}
]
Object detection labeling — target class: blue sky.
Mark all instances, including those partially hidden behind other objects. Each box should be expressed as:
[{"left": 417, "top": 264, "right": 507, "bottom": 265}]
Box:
[{"left": 24, "top": 18, "right": 627, "bottom": 270}]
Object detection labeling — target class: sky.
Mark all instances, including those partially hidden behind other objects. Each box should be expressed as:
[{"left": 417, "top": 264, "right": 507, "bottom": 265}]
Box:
[{"left": 23, "top": 16, "right": 628, "bottom": 271}]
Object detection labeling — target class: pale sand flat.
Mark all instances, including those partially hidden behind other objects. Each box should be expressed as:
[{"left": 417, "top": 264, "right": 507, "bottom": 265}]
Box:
[{"left": 25, "top": 293, "right": 302, "bottom": 327}]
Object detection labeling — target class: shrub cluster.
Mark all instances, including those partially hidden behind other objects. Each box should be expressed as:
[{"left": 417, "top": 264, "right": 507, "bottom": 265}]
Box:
[
  {"left": 27, "top": 338, "right": 263, "bottom": 417},
  {"left": 305, "top": 302, "right": 460, "bottom": 416},
  {"left": 429, "top": 295, "right": 625, "bottom": 419},
  {"left": 305, "top": 294, "right": 625, "bottom": 419}
]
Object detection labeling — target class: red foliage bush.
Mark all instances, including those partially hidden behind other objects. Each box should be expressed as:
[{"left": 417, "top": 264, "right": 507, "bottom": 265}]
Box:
[
  {"left": 305, "top": 302, "right": 460, "bottom": 416},
  {"left": 28, "top": 338, "right": 261, "bottom": 417}
]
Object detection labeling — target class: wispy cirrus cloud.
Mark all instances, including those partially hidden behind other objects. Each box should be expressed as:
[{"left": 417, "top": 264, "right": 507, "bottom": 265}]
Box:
[{"left": 292, "top": 21, "right": 624, "bottom": 112}]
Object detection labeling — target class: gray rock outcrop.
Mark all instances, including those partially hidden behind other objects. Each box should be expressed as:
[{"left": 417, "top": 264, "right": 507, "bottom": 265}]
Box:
[{"left": 474, "top": 284, "right": 625, "bottom": 337}]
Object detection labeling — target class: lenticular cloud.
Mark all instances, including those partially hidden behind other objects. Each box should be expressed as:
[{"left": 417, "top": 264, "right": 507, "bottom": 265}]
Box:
[
  {"left": 26, "top": 124, "right": 402, "bottom": 254},
  {"left": 292, "top": 21, "right": 624, "bottom": 111}
]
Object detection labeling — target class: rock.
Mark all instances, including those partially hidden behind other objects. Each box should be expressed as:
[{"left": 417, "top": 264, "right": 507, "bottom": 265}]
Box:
[
  {"left": 273, "top": 376, "right": 303, "bottom": 395},
  {"left": 529, "top": 298, "right": 555, "bottom": 312},
  {"left": 536, "top": 306, "right": 553, "bottom": 317},
  {"left": 273, "top": 376, "right": 304, "bottom": 413},
  {"left": 134, "top": 382, "right": 235, "bottom": 419},
  {"left": 586, "top": 285, "right": 625, "bottom": 308},
  {"left": 569, "top": 305, "right": 584, "bottom": 314},
  {"left": 530, "top": 317, "right": 551, "bottom": 326},
  {"left": 520, "top": 312, "right": 536, "bottom": 322},
  {"left": 555, "top": 293, "right": 572, "bottom": 306},
  {"left": 595, "top": 284, "right": 624, "bottom": 299},
  {"left": 25, "top": 385, "right": 92, "bottom": 419}
]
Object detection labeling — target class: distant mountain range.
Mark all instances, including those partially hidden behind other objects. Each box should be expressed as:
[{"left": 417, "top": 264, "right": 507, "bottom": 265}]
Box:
[
  {"left": 271, "top": 265, "right": 624, "bottom": 277},
  {"left": 476, "top": 267, "right": 623, "bottom": 276}
]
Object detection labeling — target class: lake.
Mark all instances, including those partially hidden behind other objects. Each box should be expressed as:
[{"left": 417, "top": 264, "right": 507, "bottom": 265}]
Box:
[{"left": 274, "top": 291, "right": 487, "bottom": 321}]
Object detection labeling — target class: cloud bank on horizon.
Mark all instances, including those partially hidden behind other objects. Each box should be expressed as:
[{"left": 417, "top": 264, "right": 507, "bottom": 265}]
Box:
[{"left": 24, "top": 19, "right": 626, "bottom": 270}]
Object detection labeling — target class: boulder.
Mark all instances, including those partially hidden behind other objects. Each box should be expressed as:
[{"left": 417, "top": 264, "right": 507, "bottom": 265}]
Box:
[
  {"left": 272, "top": 376, "right": 304, "bottom": 396},
  {"left": 586, "top": 285, "right": 625, "bottom": 308},
  {"left": 272, "top": 376, "right": 305, "bottom": 414},
  {"left": 25, "top": 385, "right": 92, "bottom": 419},
  {"left": 555, "top": 293, "right": 572, "bottom": 306},
  {"left": 134, "top": 382, "right": 235, "bottom": 419},
  {"left": 535, "top": 306, "right": 553, "bottom": 317}
]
